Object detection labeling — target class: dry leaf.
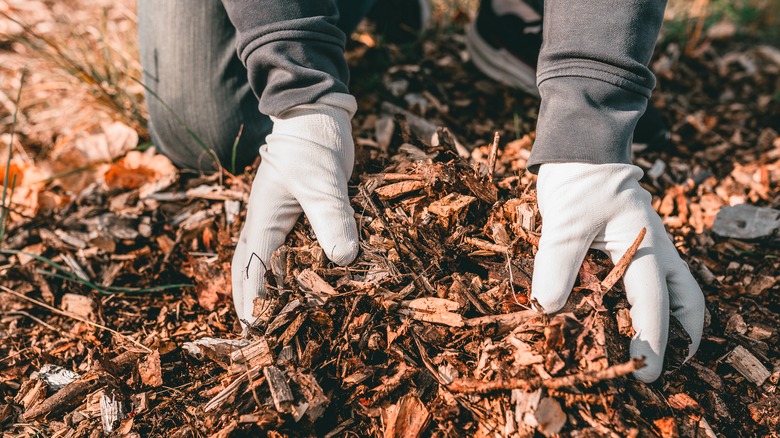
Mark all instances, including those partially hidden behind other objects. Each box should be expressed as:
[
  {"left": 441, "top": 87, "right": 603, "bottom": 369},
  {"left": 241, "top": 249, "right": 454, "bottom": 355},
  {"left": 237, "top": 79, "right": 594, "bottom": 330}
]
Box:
[
  {"left": 534, "top": 397, "right": 566, "bottom": 436},
  {"left": 102, "top": 150, "right": 177, "bottom": 198},
  {"left": 73, "top": 121, "right": 139, "bottom": 163},
  {"left": 60, "top": 293, "right": 94, "bottom": 321},
  {"left": 187, "top": 256, "right": 232, "bottom": 312},
  {"left": 667, "top": 393, "right": 703, "bottom": 421},
  {"left": 0, "top": 161, "right": 50, "bottom": 221},
  {"left": 138, "top": 351, "right": 163, "bottom": 387}
]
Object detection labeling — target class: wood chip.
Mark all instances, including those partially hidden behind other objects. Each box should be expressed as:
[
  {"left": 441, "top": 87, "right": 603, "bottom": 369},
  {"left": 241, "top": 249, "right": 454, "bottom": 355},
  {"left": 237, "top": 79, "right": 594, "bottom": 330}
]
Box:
[
  {"left": 448, "top": 357, "right": 645, "bottom": 393},
  {"left": 616, "top": 308, "right": 635, "bottom": 337},
  {"left": 382, "top": 394, "right": 431, "bottom": 438},
  {"left": 402, "top": 297, "right": 460, "bottom": 312},
  {"left": 398, "top": 307, "right": 464, "bottom": 327},
  {"left": 138, "top": 351, "right": 163, "bottom": 388},
  {"left": 667, "top": 393, "right": 703, "bottom": 421},
  {"left": 724, "top": 345, "right": 771, "bottom": 385},
  {"left": 748, "top": 394, "right": 780, "bottom": 430},
  {"left": 263, "top": 366, "right": 293, "bottom": 414},
  {"left": 690, "top": 362, "right": 722, "bottom": 390},
  {"left": 427, "top": 193, "right": 476, "bottom": 217},
  {"left": 16, "top": 379, "right": 46, "bottom": 411},
  {"left": 296, "top": 269, "right": 338, "bottom": 300},
  {"left": 465, "top": 310, "right": 539, "bottom": 328},
  {"left": 100, "top": 391, "right": 126, "bottom": 434},
  {"left": 289, "top": 371, "right": 329, "bottom": 422},
  {"left": 517, "top": 203, "right": 536, "bottom": 231},
  {"left": 375, "top": 180, "right": 426, "bottom": 200},
  {"left": 229, "top": 337, "right": 274, "bottom": 372},
  {"left": 397, "top": 298, "right": 463, "bottom": 331},
  {"left": 654, "top": 417, "right": 679, "bottom": 438},
  {"left": 511, "top": 389, "right": 542, "bottom": 430}
]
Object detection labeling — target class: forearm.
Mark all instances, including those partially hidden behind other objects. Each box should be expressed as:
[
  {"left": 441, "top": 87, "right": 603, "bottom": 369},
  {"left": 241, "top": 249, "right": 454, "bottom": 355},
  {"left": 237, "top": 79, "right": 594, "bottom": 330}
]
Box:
[
  {"left": 222, "top": 0, "right": 350, "bottom": 117},
  {"left": 527, "top": 0, "right": 667, "bottom": 172}
]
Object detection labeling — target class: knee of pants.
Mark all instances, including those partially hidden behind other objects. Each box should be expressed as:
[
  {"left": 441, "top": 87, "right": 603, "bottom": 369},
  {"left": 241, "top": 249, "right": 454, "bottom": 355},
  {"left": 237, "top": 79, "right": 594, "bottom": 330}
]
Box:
[
  {"left": 145, "top": 90, "right": 271, "bottom": 173},
  {"left": 138, "top": 0, "right": 269, "bottom": 173}
]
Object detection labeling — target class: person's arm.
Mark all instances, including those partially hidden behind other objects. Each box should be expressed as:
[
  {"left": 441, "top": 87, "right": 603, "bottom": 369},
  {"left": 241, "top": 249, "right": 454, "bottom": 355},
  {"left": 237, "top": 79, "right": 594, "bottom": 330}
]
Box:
[
  {"left": 528, "top": 0, "right": 663, "bottom": 170},
  {"left": 222, "top": 0, "right": 350, "bottom": 116},
  {"left": 223, "top": 1, "right": 359, "bottom": 329},
  {"left": 527, "top": 0, "right": 705, "bottom": 382}
]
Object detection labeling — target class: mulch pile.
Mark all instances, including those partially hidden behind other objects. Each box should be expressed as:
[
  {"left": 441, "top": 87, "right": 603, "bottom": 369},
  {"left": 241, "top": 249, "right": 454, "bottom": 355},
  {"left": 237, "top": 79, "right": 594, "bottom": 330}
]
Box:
[{"left": 1, "top": 6, "right": 780, "bottom": 438}]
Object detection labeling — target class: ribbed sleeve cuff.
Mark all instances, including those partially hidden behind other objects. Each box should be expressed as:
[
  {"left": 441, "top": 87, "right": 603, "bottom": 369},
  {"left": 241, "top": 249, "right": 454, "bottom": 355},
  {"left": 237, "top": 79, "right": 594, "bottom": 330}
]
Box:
[{"left": 527, "top": 75, "right": 647, "bottom": 173}]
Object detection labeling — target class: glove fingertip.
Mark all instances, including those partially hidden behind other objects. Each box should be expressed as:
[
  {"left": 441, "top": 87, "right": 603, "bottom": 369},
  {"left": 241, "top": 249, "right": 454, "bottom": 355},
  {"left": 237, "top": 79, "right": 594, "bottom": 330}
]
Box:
[
  {"left": 632, "top": 361, "right": 663, "bottom": 383},
  {"left": 530, "top": 244, "right": 584, "bottom": 314},
  {"left": 327, "top": 239, "right": 359, "bottom": 266},
  {"left": 630, "top": 329, "right": 665, "bottom": 383},
  {"left": 529, "top": 284, "right": 569, "bottom": 314}
]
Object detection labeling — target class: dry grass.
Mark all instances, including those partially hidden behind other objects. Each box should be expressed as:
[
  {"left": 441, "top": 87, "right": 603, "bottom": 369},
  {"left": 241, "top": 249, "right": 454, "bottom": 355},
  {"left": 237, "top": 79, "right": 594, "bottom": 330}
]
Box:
[{"left": 0, "top": 0, "right": 143, "bottom": 160}]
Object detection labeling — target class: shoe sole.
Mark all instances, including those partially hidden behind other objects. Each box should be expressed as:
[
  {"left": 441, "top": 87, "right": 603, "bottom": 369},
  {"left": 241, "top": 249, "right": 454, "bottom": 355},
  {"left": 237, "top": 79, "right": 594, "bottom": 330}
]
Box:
[{"left": 466, "top": 21, "right": 540, "bottom": 98}]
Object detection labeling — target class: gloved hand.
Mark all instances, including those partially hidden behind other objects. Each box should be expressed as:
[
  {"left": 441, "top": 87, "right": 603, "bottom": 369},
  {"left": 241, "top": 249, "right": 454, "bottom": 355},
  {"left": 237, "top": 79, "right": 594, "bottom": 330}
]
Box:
[
  {"left": 231, "top": 93, "right": 359, "bottom": 329},
  {"left": 531, "top": 163, "right": 705, "bottom": 382}
]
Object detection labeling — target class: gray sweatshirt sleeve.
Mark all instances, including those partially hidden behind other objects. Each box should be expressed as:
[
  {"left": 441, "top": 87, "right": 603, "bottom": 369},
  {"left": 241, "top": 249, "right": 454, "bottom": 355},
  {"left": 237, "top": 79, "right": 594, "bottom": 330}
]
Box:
[
  {"left": 527, "top": 0, "right": 666, "bottom": 172},
  {"left": 222, "top": 0, "right": 350, "bottom": 117}
]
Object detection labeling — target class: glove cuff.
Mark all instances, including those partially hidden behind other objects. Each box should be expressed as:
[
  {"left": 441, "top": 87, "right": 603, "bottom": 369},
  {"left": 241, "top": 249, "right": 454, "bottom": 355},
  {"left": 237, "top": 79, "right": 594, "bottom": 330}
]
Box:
[
  {"left": 274, "top": 92, "right": 357, "bottom": 120},
  {"left": 268, "top": 92, "right": 356, "bottom": 156},
  {"left": 538, "top": 162, "right": 644, "bottom": 188}
]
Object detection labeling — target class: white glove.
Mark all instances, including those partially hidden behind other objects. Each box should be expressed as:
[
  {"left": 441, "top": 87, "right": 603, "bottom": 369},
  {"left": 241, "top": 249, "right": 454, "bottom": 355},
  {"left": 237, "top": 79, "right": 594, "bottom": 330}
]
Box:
[
  {"left": 531, "top": 163, "right": 705, "bottom": 382},
  {"left": 231, "top": 93, "right": 359, "bottom": 328}
]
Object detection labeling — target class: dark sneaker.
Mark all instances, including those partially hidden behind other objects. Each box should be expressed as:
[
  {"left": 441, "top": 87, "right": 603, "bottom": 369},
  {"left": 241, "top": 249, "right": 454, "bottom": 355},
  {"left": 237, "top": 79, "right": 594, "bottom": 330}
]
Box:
[
  {"left": 631, "top": 103, "right": 671, "bottom": 152},
  {"left": 366, "top": 0, "right": 431, "bottom": 43},
  {"left": 467, "top": 0, "right": 670, "bottom": 151},
  {"left": 466, "top": 0, "right": 543, "bottom": 96}
]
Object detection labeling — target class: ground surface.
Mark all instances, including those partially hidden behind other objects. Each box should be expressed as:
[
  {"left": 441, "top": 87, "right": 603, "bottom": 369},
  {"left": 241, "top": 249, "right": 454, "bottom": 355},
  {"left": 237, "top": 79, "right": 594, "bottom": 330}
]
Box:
[{"left": 0, "top": 1, "right": 779, "bottom": 437}]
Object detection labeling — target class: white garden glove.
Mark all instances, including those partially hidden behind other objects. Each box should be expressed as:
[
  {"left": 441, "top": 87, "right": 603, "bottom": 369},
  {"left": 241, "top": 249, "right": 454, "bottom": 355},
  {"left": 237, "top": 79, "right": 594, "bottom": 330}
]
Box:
[
  {"left": 231, "top": 93, "right": 359, "bottom": 329},
  {"left": 531, "top": 163, "right": 705, "bottom": 382}
]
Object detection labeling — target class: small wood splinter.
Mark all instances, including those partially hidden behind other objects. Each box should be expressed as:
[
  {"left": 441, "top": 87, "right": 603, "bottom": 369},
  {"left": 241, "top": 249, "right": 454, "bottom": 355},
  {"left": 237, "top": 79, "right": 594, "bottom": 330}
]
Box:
[
  {"left": 600, "top": 227, "right": 647, "bottom": 293},
  {"left": 486, "top": 132, "right": 500, "bottom": 182}
]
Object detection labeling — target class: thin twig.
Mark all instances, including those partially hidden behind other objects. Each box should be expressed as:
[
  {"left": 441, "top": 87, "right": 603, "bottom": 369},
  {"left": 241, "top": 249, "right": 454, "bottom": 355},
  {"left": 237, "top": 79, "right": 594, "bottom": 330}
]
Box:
[
  {"left": 237, "top": 347, "right": 263, "bottom": 409},
  {"left": 2, "top": 248, "right": 191, "bottom": 294},
  {"left": 600, "top": 227, "right": 646, "bottom": 293},
  {"left": 4, "top": 310, "right": 72, "bottom": 336},
  {"left": 0, "top": 285, "right": 153, "bottom": 353},
  {"left": 0, "top": 347, "right": 30, "bottom": 364},
  {"left": 464, "top": 237, "right": 507, "bottom": 253},
  {"left": 515, "top": 226, "right": 540, "bottom": 248},
  {"left": 506, "top": 250, "right": 530, "bottom": 309},
  {"left": 230, "top": 124, "right": 244, "bottom": 175},
  {"left": 0, "top": 69, "right": 25, "bottom": 246}
]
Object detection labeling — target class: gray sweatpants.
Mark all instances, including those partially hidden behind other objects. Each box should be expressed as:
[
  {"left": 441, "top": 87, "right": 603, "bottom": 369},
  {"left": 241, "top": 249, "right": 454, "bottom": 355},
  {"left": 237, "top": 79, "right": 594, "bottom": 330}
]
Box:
[
  {"left": 137, "top": 0, "right": 370, "bottom": 172},
  {"left": 138, "top": 0, "right": 665, "bottom": 173}
]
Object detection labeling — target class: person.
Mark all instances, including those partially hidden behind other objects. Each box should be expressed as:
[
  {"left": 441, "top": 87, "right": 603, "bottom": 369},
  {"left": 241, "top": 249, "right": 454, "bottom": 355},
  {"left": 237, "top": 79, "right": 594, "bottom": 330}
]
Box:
[{"left": 138, "top": 0, "right": 705, "bottom": 383}]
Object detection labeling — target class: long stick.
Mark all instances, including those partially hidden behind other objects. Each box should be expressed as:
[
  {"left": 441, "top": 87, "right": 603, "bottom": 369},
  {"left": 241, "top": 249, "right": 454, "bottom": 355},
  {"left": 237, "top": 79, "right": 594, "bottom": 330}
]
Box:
[
  {"left": 22, "top": 350, "right": 141, "bottom": 421},
  {"left": 0, "top": 285, "right": 153, "bottom": 353},
  {"left": 447, "top": 357, "right": 645, "bottom": 394}
]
